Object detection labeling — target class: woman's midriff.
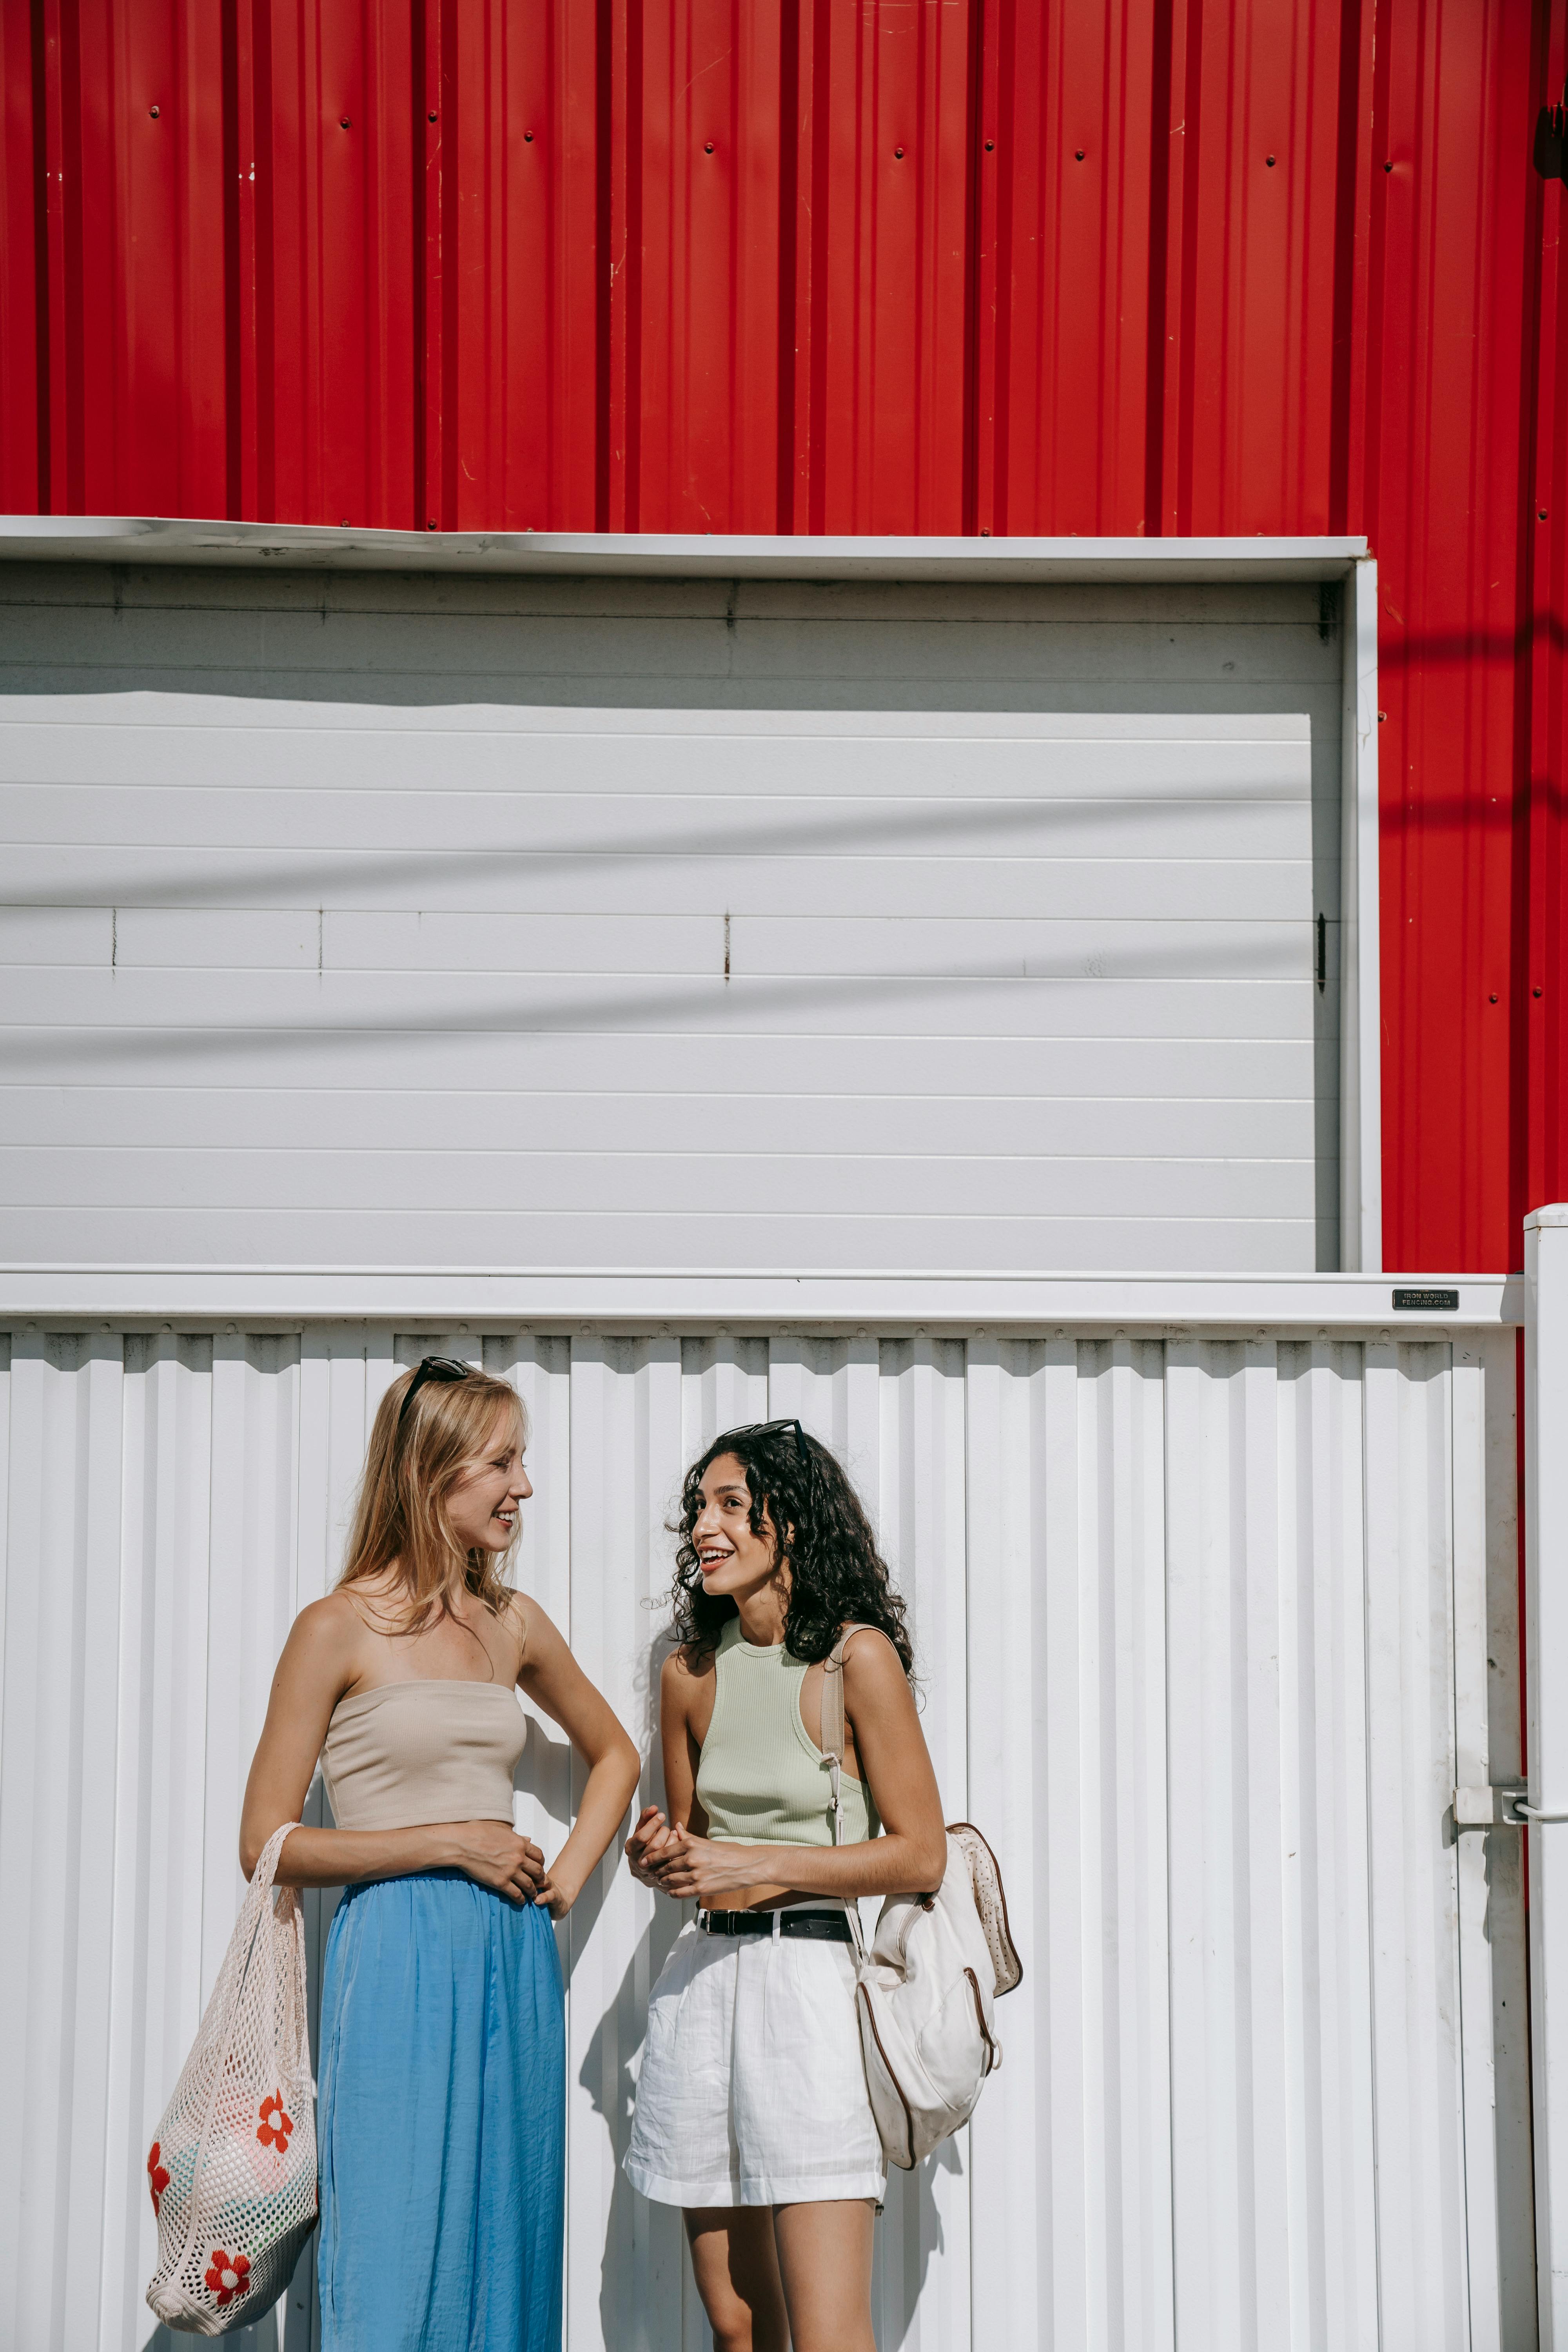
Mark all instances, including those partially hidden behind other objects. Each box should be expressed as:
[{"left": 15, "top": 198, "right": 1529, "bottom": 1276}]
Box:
[
  {"left": 726, "top": 1883, "right": 833, "bottom": 1912},
  {"left": 705, "top": 1852, "right": 842, "bottom": 1913}
]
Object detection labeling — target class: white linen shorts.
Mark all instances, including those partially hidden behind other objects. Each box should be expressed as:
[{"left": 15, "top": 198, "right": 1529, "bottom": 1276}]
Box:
[{"left": 624, "top": 1910, "right": 886, "bottom": 2209}]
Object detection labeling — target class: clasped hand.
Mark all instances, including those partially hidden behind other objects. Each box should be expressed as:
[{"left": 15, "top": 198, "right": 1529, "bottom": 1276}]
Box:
[{"left": 623, "top": 1806, "right": 759, "bottom": 1904}]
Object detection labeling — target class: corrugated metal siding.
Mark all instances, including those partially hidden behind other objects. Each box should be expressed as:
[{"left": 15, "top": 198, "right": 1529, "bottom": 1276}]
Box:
[
  {"left": 0, "top": 579, "right": 1345, "bottom": 1273},
  {"left": 1366, "top": 0, "right": 1566, "bottom": 1275},
  {"left": 0, "top": 1319, "right": 1527, "bottom": 2350},
  {"left": 3, "top": 0, "right": 1563, "bottom": 1272}
]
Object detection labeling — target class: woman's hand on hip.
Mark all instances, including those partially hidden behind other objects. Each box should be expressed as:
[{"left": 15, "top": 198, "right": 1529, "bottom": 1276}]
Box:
[
  {"left": 446, "top": 1820, "right": 546, "bottom": 1906},
  {"left": 646, "top": 1824, "right": 760, "bottom": 1905}
]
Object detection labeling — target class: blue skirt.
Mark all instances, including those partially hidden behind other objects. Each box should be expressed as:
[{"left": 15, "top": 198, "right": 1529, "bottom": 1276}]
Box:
[{"left": 317, "top": 1871, "right": 564, "bottom": 2352}]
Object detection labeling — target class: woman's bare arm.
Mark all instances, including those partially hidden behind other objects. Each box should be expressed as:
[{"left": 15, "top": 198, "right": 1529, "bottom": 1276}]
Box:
[
  {"left": 647, "top": 1630, "right": 948, "bottom": 1907},
  {"left": 238, "top": 1597, "right": 546, "bottom": 1904},
  {"left": 624, "top": 1647, "right": 714, "bottom": 1887},
  {"left": 517, "top": 1599, "right": 641, "bottom": 1916}
]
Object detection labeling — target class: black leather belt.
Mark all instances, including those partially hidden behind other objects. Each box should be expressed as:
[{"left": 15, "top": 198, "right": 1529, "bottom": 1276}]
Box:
[{"left": 699, "top": 1907, "right": 853, "bottom": 1943}]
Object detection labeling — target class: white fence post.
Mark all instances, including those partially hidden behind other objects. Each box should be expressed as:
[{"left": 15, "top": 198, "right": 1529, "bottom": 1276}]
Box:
[{"left": 1526, "top": 1205, "right": 1568, "bottom": 2346}]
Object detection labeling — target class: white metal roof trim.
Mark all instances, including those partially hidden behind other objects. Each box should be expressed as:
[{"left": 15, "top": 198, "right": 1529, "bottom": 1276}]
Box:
[
  {"left": 0, "top": 516, "right": 1370, "bottom": 582},
  {"left": 0, "top": 1270, "right": 1523, "bottom": 1330}
]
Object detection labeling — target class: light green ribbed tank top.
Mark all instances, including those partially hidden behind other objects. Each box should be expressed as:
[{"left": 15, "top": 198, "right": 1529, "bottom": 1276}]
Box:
[{"left": 695, "top": 1618, "right": 879, "bottom": 1848}]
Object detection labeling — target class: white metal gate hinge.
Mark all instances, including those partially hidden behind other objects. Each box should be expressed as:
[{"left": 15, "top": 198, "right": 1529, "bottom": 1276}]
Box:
[{"left": 1453, "top": 1783, "right": 1528, "bottom": 1829}]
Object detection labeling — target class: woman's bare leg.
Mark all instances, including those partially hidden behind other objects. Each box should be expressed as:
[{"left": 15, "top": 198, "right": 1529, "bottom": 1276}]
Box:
[
  {"left": 773, "top": 2199, "right": 877, "bottom": 2352},
  {"left": 684, "top": 2209, "right": 790, "bottom": 2352}
]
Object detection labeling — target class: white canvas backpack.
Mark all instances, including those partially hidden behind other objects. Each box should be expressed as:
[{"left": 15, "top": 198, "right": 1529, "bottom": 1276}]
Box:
[
  {"left": 144, "top": 1820, "right": 318, "bottom": 2334},
  {"left": 821, "top": 1628, "right": 1022, "bottom": 2169}
]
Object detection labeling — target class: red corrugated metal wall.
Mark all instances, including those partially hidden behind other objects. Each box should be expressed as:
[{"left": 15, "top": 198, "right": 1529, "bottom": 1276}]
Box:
[{"left": 0, "top": 0, "right": 1564, "bottom": 1273}]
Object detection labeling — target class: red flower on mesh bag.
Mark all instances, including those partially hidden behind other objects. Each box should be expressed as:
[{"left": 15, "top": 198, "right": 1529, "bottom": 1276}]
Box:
[
  {"left": 204, "top": 2250, "right": 251, "bottom": 2308},
  {"left": 146, "top": 2141, "right": 170, "bottom": 2216},
  {"left": 257, "top": 2091, "right": 293, "bottom": 2152}
]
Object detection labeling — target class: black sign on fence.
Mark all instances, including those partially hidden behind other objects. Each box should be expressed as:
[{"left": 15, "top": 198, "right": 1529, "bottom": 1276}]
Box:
[{"left": 1392, "top": 1288, "right": 1461, "bottom": 1312}]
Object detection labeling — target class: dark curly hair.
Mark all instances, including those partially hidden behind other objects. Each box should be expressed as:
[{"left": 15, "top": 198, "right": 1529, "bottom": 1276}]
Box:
[{"left": 670, "top": 1420, "right": 914, "bottom": 1677}]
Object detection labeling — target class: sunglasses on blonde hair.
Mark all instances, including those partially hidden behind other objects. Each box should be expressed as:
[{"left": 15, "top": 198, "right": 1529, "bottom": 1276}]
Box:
[{"left": 397, "top": 1355, "right": 477, "bottom": 1430}]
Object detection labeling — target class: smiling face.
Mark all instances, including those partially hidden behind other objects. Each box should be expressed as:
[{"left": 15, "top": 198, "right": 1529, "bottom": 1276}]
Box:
[
  {"left": 690, "top": 1451, "right": 788, "bottom": 1611},
  {"left": 445, "top": 1401, "right": 532, "bottom": 1555}
]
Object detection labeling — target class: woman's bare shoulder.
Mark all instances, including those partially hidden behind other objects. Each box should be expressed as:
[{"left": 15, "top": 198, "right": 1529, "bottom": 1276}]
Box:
[
  {"left": 504, "top": 1588, "right": 574, "bottom": 1682},
  {"left": 290, "top": 1589, "right": 365, "bottom": 1653},
  {"left": 271, "top": 1590, "right": 366, "bottom": 1700},
  {"left": 497, "top": 1584, "right": 532, "bottom": 1652},
  {"left": 661, "top": 1642, "right": 716, "bottom": 1703},
  {"left": 839, "top": 1623, "right": 911, "bottom": 1695}
]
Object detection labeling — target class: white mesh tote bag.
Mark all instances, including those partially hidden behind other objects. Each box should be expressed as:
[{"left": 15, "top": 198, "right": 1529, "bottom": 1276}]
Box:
[
  {"left": 822, "top": 1629, "right": 1022, "bottom": 2169},
  {"left": 145, "top": 1820, "right": 318, "bottom": 2334}
]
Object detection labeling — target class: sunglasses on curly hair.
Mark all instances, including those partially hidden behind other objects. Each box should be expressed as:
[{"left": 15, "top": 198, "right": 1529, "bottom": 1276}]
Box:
[
  {"left": 397, "top": 1354, "right": 476, "bottom": 1428},
  {"left": 718, "top": 1417, "right": 808, "bottom": 1455}
]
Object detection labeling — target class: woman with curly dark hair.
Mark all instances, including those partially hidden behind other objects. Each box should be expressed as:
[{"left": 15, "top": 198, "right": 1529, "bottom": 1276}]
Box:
[{"left": 621, "top": 1420, "right": 947, "bottom": 2352}]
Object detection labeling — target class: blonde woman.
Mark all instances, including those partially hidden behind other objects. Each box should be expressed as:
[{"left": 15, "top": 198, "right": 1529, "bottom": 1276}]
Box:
[{"left": 241, "top": 1356, "right": 640, "bottom": 2352}]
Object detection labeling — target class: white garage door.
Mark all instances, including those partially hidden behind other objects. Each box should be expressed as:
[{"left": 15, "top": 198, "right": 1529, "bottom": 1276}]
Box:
[{"left": 0, "top": 570, "right": 1339, "bottom": 1273}]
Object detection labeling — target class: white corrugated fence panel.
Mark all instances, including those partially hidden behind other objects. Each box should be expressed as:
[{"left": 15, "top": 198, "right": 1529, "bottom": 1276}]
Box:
[{"left": 0, "top": 1321, "right": 1527, "bottom": 2350}]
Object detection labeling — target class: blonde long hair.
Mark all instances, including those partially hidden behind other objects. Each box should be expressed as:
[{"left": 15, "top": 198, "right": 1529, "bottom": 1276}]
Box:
[{"left": 338, "top": 1363, "right": 528, "bottom": 1638}]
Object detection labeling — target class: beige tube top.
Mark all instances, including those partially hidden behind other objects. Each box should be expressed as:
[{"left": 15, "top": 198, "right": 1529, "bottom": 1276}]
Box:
[{"left": 321, "top": 1680, "right": 526, "bottom": 1832}]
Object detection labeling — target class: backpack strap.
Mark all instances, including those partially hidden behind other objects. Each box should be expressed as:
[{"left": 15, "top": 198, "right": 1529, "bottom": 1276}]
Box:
[
  {"left": 820, "top": 1623, "right": 871, "bottom": 1846},
  {"left": 820, "top": 1627, "right": 872, "bottom": 1962}
]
